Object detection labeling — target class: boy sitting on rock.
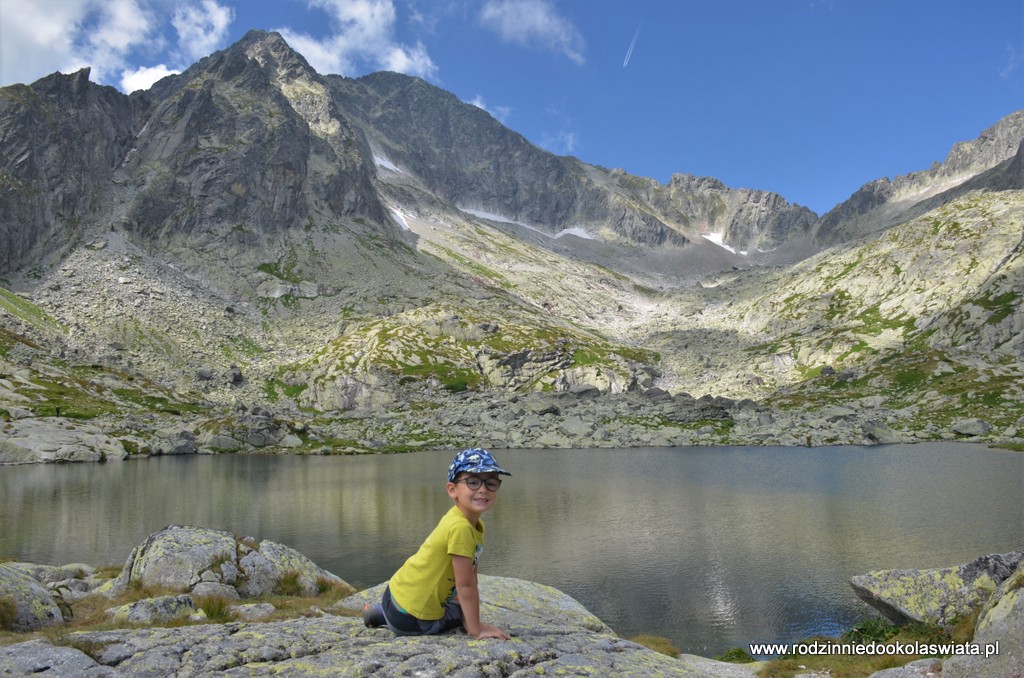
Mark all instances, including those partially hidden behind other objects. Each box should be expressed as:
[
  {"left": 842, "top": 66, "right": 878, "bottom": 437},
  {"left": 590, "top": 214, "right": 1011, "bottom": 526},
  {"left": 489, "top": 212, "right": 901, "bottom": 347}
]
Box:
[{"left": 363, "top": 448, "right": 512, "bottom": 640}]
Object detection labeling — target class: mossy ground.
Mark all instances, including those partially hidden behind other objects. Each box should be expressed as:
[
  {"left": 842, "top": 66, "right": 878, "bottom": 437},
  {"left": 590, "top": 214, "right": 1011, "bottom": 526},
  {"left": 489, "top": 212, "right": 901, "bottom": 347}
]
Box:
[
  {"left": 1, "top": 359, "right": 204, "bottom": 420},
  {"left": 0, "top": 576, "right": 358, "bottom": 649},
  {"left": 292, "top": 302, "right": 655, "bottom": 397}
]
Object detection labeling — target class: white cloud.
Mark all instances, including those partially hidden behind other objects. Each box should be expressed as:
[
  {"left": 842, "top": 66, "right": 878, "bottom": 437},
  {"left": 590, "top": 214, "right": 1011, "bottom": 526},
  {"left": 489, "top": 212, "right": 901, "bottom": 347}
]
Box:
[
  {"left": 1001, "top": 43, "right": 1022, "bottom": 80},
  {"left": 172, "top": 0, "right": 235, "bottom": 64},
  {"left": 0, "top": 0, "right": 92, "bottom": 86},
  {"left": 0, "top": 0, "right": 157, "bottom": 88},
  {"left": 383, "top": 41, "right": 435, "bottom": 77},
  {"left": 120, "top": 64, "right": 179, "bottom": 92},
  {"left": 0, "top": 0, "right": 234, "bottom": 91},
  {"left": 479, "top": 0, "right": 585, "bottom": 65},
  {"left": 276, "top": 0, "right": 438, "bottom": 79},
  {"left": 540, "top": 129, "right": 579, "bottom": 155},
  {"left": 468, "top": 95, "right": 511, "bottom": 124},
  {"left": 80, "top": 0, "right": 158, "bottom": 84}
]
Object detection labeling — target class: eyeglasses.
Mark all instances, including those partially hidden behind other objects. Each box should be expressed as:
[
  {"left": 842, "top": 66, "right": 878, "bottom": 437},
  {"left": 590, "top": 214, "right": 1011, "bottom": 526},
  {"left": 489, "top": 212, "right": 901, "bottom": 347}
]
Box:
[{"left": 455, "top": 476, "right": 502, "bottom": 491}]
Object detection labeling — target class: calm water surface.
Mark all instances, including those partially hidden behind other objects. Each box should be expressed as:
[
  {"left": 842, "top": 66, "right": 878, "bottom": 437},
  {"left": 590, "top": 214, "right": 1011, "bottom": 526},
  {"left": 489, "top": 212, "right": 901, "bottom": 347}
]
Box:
[{"left": 2, "top": 444, "right": 1022, "bottom": 655}]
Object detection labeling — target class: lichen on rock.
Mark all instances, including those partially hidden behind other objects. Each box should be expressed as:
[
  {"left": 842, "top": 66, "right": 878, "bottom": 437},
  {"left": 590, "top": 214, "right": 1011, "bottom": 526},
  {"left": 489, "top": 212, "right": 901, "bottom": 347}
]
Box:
[
  {"left": 849, "top": 550, "right": 1024, "bottom": 628},
  {"left": 0, "top": 563, "right": 64, "bottom": 632}
]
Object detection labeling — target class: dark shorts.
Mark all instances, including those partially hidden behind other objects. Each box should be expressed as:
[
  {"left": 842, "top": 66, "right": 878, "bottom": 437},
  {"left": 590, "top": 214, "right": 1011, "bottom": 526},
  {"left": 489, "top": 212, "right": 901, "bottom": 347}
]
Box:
[{"left": 380, "top": 584, "right": 463, "bottom": 636}]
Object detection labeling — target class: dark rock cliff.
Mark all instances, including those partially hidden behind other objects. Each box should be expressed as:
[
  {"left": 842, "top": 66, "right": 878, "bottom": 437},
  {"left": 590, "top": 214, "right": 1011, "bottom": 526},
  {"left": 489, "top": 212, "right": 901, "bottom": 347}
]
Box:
[
  {"left": 0, "top": 31, "right": 394, "bottom": 275},
  {"left": 0, "top": 69, "right": 138, "bottom": 271}
]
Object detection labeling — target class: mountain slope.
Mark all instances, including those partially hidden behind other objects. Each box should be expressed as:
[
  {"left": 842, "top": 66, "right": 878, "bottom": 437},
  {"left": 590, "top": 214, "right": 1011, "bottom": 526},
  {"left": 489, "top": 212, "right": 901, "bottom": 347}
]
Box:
[{"left": 1, "top": 30, "right": 1022, "bottom": 453}]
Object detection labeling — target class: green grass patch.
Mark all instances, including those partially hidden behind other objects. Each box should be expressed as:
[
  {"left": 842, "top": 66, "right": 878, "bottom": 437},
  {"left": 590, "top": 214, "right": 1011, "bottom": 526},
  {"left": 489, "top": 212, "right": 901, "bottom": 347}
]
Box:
[
  {"left": 257, "top": 259, "right": 302, "bottom": 284},
  {"left": 272, "top": 570, "right": 304, "bottom": 597},
  {"left": 222, "top": 335, "right": 264, "bottom": 361},
  {"left": 193, "top": 595, "right": 237, "bottom": 623},
  {"left": 431, "top": 245, "right": 514, "bottom": 289},
  {"left": 298, "top": 303, "right": 656, "bottom": 399},
  {"left": 109, "top": 388, "right": 204, "bottom": 415},
  {"left": 851, "top": 305, "right": 915, "bottom": 336},
  {"left": 0, "top": 326, "right": 41, "bottom": 356},
  {"left": 400, "top": 362, "right": 481, "bottom": 393},
  {"left": 0, "top": 597, "right": 16, "bottom": 631},
  {"left": 974, "top": 290, "right": 1020, "bottom": 326},
  {"left": 716, "top": 647, "right": 757, "bottom": 663},
  {"left": 0, "top": 287, "right": 65, "bottom": 334}
]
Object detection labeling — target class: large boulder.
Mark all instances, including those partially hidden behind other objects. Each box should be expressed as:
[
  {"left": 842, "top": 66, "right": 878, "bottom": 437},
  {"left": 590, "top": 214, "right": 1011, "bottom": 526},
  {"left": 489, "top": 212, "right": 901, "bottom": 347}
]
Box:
[
  {"left": 236, "top": 539, "right": 341, "bottom": 598},
  {"left": 850, "top": 550, "right": 1024, "bottom": 627},
  {"left": 0, "top": 564, "right": 64, "bottom": 631},
  {"left": 952, "top": 418, "right": 991, "bottom": 437},
  {"left": 0, "top": 419, "right": 127, "bottom": 464},
  {"left": 99, "top": 525, "right": 351, "bottom": 599},
  {"left": 943, "top": 561, "right": 1024, "bottom": 678}
]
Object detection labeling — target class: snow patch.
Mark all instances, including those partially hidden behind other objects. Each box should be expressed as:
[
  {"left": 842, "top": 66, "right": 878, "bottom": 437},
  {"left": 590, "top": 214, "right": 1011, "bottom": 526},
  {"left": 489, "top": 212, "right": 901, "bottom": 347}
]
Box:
[
  {"left": 703, "top": 233, "right": 747, "bottom": 256},
  {"left": 390, "top": 209, "right": 411, "bottom": 231},
  {"left": 460, "top": 207, "right": 593, "bottom": 240},
  {"left": 460, "top": 207, "right": 526, "bottom": 226},
  {"left": 373, "top": 154, "right": 402, "bottom": 173},
  {"left": 554, "top": 227, "right": 594, "bottom": 240}
]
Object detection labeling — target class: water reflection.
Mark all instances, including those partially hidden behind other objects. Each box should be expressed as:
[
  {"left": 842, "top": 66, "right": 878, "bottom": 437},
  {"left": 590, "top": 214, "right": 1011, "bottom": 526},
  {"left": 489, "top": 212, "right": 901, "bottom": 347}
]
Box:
[{"left": 1, "top": 444, "right": 1021, "bottom": 655}]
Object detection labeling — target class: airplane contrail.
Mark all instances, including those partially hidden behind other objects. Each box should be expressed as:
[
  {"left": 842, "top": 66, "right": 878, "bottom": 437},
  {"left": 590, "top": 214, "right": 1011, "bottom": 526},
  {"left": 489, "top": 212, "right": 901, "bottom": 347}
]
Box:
[{"left": 623, "top": 25, "right": 641, "bottom": 67}]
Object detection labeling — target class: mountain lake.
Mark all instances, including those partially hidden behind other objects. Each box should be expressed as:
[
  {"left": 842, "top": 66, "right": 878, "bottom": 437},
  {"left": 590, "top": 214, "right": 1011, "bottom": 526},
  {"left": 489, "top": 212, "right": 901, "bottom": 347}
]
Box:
[{"left": 2, "top": 443, "right": 1022, "bottom": 657}]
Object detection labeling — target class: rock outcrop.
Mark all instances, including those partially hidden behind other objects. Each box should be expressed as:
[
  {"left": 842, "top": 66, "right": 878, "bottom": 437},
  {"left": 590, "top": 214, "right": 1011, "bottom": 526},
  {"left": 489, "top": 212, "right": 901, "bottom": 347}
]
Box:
[
  {"left": 812, "top": 111, "right": 1024, "bottom": 245},
  {"left": 0, "top": 564, "right": 65, "bottom": 632},
  {"left": 849, "top": 550, "right": 1024, "bottom": 628},
  {"left": 944, "top": 560, "right": 1024, "bottom": 678},
  {"left": 0, "top": 591, "right": 746, "bottom": 676},
  {"left": 98, "top": 525, "right": 352, "bottom": 599},
  {"left": 851, "top": 553, "right": 1024, "bottom": 678},
  {"left": 0, "top": 418, "right": 128, "bottom": 464}
]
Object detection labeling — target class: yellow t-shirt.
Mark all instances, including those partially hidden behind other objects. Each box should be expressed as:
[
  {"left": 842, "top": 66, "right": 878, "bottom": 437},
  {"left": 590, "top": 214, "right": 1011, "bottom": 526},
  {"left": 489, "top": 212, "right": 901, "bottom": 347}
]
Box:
[{"left": 388, "top": 505, "right": 484, "bottom": 620}]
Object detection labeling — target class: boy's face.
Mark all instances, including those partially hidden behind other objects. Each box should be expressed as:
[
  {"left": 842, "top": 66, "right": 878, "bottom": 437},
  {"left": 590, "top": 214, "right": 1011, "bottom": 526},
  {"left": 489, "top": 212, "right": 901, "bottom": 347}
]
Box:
[{"left": 447, "top": 472, "right": 501, "bottom": 520}]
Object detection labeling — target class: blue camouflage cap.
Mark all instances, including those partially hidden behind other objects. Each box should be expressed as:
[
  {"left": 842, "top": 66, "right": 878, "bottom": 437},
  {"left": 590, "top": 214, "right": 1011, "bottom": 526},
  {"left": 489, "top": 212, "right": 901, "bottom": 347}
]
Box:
[{"left": 447, "top": 448, "right": 511, "bottom": 483}]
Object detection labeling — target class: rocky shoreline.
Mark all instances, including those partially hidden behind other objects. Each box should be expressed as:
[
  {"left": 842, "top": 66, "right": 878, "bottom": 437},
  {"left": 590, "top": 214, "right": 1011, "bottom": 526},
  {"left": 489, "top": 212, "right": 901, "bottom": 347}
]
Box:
[
  {"left": 2, "top": 384, "right": 1020, "bottom": 465},
  {"left": 1, "top": 527, "right": 1021, "bottom": 677}
]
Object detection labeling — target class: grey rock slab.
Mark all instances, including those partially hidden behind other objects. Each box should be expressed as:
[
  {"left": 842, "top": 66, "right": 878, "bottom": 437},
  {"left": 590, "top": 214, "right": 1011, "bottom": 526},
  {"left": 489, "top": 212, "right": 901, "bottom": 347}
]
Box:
[
  {"left": 943, "top": 561, "right": 1024, "bottom": 678},
  {"left": 0, "top": 563, "right": 64, "bottom": 631},
  {"left": 0, "top": 609, "right": 744, "bottom": 677},
  {"left": 0, "top": 639, "right": 117, "bottom": 677}
]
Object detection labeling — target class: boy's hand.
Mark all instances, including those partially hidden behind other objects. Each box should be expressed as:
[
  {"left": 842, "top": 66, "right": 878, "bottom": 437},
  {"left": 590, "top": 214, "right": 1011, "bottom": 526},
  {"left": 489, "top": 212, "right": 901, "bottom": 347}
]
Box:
[{"left": 470, "top": 622, "right": 510, "bottom": 640}]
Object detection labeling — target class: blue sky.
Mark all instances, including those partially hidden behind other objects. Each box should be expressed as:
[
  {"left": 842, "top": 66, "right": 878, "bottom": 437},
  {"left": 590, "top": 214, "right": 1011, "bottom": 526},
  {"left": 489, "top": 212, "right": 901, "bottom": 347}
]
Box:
[{"left": 1, "top": 0, "right": 1021, "bottom": 215}]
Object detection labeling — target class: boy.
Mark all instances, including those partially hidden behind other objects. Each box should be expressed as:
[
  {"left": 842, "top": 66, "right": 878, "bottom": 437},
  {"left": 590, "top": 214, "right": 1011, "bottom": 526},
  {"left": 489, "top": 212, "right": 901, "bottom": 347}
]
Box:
[{"left": 363, "top": 448, "right": 511, "bottom": 640}]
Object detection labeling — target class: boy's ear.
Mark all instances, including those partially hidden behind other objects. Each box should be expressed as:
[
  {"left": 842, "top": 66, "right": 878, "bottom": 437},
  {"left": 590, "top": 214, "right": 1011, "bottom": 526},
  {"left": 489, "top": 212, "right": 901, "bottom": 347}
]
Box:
[{"left": 446, "top": 481, "right": 458, "bottom": 499}]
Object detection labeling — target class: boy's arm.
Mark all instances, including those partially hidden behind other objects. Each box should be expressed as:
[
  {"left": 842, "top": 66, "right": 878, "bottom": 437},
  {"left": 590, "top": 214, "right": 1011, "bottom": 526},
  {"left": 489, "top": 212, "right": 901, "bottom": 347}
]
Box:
[{"left": 451, "top": 555, "right": 510, "bottom": 640}]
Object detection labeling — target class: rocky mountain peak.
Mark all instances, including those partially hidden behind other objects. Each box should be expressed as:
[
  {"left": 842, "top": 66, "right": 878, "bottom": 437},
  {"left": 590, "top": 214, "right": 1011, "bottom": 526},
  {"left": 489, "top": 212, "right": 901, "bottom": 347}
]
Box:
[
  {"left": 668, "top": 174, "right": 728, "bottom": 193},
  {"left": 239, "top": 30, "right": 314, "bottom": 78},
  {"left": 941, "top": 109, "right": 1024, "bottom": 177},
  {"left": 812, "top": 109, "right": 1024, "bottom": 245}
]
